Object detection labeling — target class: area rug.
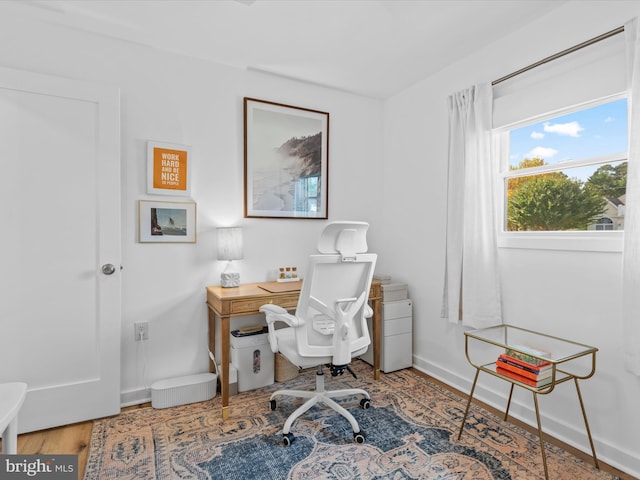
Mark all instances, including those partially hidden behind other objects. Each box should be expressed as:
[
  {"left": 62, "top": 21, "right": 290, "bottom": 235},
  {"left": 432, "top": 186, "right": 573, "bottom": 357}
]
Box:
[{"left": 84, "top": 361, "right": 619, "bottom": 480}]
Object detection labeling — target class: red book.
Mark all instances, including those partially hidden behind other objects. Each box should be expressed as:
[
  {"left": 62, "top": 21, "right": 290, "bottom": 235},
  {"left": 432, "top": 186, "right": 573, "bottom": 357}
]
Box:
[
  {"left": 498, "top": 353, "right": 551, "bottom": 374},
  {"left": 496, "top": 358, "right": 552, "bottom": 380},
  {"left": 496, "top": 367, "right": 553, "bottom": 388}
]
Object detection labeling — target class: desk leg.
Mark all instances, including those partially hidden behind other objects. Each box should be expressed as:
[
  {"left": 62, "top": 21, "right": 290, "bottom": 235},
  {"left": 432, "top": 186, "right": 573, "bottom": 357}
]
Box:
[
  {"left": 220, "top": 314, "right": 230, "bottom": 420},
  {"left": 207, "top": 307, "right": 216, "bottom": 373},
  {"left": 372, "top": 296, "right": 382, "bottom": 380},
  {"left": 208, "top": 307, "right": 230, "bottom": 420}
]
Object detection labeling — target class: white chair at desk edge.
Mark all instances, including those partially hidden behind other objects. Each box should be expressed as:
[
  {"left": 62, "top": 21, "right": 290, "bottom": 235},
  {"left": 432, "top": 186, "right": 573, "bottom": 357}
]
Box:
[
  {"left": 260, "top": 221, "right": 377, "bottom": 446},
  {"left": 0, "top": 382, "right": 27, "bottom": 454}
]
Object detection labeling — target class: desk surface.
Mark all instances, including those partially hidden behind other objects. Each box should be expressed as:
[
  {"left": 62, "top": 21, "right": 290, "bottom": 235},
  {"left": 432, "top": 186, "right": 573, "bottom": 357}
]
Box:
[{"left": 207, "top": 281, "right": 302, "bottom": 298}]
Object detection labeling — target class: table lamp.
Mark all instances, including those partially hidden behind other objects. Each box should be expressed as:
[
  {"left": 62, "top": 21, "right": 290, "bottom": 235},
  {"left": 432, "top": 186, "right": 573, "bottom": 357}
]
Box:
[{"left": 217, "top": 227, "right": 244, "bottom": 287}]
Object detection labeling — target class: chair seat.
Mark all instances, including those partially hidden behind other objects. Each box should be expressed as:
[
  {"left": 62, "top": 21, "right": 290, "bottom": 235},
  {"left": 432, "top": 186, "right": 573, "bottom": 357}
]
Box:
[
  {"left": 276, "top": 328, "right": 369, "bottom": 369},
  {"left": 276, "top": 328, "right": 332, "bottom": 368}
]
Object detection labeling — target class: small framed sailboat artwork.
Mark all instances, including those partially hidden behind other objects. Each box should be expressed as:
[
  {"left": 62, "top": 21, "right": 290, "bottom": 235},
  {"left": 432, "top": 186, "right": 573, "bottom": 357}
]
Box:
[{"left": 139, "top": 200, "right": 196, "bottom": 243}]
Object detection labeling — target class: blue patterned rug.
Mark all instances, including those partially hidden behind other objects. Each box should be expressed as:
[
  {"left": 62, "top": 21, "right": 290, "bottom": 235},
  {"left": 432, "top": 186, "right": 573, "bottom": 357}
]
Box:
[
  {"left": 85, "top": 361, "right": 620, "bottom": 479},
  {"left": 197, "top": 404, "right": 510, "bottom": 479}
]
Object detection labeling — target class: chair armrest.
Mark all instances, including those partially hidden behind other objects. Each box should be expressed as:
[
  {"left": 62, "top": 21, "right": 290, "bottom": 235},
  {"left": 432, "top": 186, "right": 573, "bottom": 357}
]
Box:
[
  {"left": 259, "top": 304, "right": 298, "bottom": 325},
  {"left": 260, "top": 304, "right": 299, "bottom": 353}
]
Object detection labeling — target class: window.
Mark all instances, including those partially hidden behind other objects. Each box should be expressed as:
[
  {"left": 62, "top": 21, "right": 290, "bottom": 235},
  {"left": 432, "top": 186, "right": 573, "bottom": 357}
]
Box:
[
  {"left": 498, "top": 96, "right": 628, "bottom": 233},
  {"left": 492, "top": 30, "right": 627, "bottom": 251},
  {"left": 594, "top": 217, "right": 614, "bottom": 231}
]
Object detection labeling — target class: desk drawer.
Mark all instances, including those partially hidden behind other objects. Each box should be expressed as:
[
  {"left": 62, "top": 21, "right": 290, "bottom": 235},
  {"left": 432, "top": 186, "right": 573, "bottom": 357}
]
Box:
[
  {"left": 272, "top": 294, "right": 298, "bottom": 310},
  {"left": 258, "top": 295, "right": 298, "bottom": 310},
  {"left": 230, "top": 294, "right": 298, "bottom": 314},
  {"left": 230, "top": 298, "right": 270, "bottom": 314}
]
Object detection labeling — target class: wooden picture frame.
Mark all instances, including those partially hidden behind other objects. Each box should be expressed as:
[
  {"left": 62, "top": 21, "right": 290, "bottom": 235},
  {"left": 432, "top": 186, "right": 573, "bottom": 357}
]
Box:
[
  {"left": 138, "top": 200, "right": 196, "bottom": 243},
  {"left": 244, "top": 97, "right": 329, "bottom": 219},
  {"left": 147, "top": 141, "right": 191, "bottom": 196}
]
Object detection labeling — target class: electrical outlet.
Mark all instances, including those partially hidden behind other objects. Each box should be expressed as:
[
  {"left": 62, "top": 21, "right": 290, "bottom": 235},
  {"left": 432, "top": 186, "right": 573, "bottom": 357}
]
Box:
[{"left": 134, "top": 322, "right": 149, "bottom": 341}]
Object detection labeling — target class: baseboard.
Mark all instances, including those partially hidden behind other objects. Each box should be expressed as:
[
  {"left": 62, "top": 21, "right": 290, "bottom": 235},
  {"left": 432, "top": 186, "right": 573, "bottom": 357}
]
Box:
[
  {"left": 413, "top": 354, "right": 640, "bottom": 480},
  {"left": 120, "top": 388, "right": 151, "bottom": 408}
]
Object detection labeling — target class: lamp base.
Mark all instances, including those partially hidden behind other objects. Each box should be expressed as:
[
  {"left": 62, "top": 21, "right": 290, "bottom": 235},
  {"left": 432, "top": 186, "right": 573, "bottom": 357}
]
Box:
[{"left": 221, "top": 272, "right": 240, "bottom": 288}]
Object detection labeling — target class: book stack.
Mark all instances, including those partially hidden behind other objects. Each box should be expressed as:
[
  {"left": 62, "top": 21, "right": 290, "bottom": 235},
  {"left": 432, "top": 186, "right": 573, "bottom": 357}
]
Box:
[{"left": 495, "top": 346, "right": 553, "bottom": 388}]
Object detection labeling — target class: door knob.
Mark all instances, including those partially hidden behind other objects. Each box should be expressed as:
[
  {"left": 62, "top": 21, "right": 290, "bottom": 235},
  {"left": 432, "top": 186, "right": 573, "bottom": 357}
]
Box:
[{"left": 101, "top": 264, "right": 116, "bottom": 275}]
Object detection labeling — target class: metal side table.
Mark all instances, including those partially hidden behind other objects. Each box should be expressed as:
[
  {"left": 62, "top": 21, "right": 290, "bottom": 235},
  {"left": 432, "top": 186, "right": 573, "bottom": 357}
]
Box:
[{"left": 457, "top": 324, "right": 598, "bottom": 480}]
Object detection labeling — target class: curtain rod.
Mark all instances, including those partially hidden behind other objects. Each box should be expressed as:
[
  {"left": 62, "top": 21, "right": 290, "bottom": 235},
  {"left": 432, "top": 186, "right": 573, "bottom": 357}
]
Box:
[{"left": 492, "top": 25, "right": 625, "bottom": 86}]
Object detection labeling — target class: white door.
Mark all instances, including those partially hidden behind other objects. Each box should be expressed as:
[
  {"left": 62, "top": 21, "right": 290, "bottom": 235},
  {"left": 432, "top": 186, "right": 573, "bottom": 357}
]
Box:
[{"left": 0, "top": 67, "right": 121, "bottom": 432}]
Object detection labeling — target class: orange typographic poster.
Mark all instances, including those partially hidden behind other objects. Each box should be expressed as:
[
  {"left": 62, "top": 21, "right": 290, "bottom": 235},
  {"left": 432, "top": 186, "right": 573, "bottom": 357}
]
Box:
[{"left": 152, "top": 146, "right": 188, "bottom": 191}]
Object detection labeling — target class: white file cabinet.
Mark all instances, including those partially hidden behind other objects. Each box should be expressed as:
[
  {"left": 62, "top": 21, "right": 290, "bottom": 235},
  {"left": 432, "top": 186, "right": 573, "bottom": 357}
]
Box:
[{"left": 362, "top": 299, "right": 412, "bottom": 372}]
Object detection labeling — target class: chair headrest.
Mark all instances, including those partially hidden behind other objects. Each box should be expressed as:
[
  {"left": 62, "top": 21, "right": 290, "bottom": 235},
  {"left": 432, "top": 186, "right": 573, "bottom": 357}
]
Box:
[{"left": 317, "top": 222, "right": 369, "bottom": 259}]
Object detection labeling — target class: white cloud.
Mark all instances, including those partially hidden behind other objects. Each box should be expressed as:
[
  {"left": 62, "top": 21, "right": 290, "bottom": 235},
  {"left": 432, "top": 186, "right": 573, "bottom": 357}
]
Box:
[
  {"left": 605, "top": 116, "right": 615, "bottom": 123},
  {"left": 530, "top": 131, "right": 544, "bottom": 139},
  {"left": 527, "top": 146, "right": 558, "bottom": 159},
  {"left": 543, "top": 121, "right": 583, "bottom": 137}
]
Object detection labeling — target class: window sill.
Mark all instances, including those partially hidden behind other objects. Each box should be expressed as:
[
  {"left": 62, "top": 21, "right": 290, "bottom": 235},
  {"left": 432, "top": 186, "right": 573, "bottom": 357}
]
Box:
[{"left": 498, "top": 231, "right": 623, "bottom": 253}]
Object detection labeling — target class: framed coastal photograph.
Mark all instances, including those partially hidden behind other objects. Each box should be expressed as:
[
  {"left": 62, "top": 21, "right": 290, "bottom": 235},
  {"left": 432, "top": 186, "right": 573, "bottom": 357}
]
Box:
[
  {"left": 244, "top": 97, "right": 329, "bottom": 219},
  {"left": 147, "top": 141, "right": 191, "bottom": 196},
  {"left": 139, "top": 200, "right": 196, "bottom": 243}
]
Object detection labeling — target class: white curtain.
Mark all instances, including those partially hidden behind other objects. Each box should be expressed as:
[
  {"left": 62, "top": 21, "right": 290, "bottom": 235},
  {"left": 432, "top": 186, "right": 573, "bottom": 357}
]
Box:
[
  {"left": 441, "top": 83, "right": 502, "bottom": 328},
  {"left": 623, "top": 18, "right": 640, "bottom": 375}
]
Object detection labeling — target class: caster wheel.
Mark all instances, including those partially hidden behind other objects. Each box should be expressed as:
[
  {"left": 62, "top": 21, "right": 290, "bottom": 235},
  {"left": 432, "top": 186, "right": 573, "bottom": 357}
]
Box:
[
  {"left": 283, "top": 433, "right": 295, "bottom": 446},
  {"left": 269, "top": 399, "right": 277, "bottom": 411},
  {"left": 354, "top": 431, "right": 366, "bottom": 444},
  {"left": 360, "top": 398, "right": 371, "bottom": 409}
]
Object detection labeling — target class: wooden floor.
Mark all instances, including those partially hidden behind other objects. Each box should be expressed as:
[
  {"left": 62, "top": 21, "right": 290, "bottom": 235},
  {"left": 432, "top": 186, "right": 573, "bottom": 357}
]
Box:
[
  {"left": 0, "top": 404, "right": 148, "bottom": 480},
  {"left": 1, "top": 372, "right": 637, "bottom": 480}
]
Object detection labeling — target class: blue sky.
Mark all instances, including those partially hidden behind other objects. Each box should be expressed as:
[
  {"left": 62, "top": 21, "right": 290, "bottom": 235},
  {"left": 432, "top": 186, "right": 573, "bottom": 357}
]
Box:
[{"left": 509, "top": 98, "right": 628, "bottom": 170}]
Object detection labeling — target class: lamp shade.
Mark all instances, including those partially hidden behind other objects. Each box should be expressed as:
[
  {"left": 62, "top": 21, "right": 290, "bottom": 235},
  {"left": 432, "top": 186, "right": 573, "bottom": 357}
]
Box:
[{"left": 217, "top": 227, "right": 244, "bottom": 261}]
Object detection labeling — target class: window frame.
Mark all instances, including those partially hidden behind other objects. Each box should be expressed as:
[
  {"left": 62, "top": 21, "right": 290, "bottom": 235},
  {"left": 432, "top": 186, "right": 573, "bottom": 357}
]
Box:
[{"left": 495, "top": 92, "right": 628, "bottom": 252}]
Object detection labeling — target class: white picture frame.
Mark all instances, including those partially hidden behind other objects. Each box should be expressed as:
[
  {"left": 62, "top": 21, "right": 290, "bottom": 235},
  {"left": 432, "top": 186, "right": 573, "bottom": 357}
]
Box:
[
  {"left": 147, "top": 141, "right": 191, "bottom": 196},
  {"left": 138, "top": 200, "right": 196, "bottom": 243}
]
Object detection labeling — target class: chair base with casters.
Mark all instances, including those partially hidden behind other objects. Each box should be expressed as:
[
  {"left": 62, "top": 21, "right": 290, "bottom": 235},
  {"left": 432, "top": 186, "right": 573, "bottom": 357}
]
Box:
[{"left": 269, "top": 364, "right": 371, "bottom": 446}]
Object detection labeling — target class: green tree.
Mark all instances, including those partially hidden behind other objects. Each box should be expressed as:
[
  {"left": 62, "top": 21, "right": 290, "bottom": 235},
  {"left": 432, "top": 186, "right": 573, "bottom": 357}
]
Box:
[
  {"left": 508, "top": 175, "right": 606, "bottom": 231},
  {"left": 584, "top": 162, "right": 627, "bottom": 199},
  {"left": 507, "top": 157, "right": 565, "bottom": 201}
]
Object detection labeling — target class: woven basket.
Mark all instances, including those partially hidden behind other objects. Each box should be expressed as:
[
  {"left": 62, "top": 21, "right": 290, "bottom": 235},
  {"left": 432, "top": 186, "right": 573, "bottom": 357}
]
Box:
[{"left": 275, "top": 353, "right": 299, "bottom": 382}]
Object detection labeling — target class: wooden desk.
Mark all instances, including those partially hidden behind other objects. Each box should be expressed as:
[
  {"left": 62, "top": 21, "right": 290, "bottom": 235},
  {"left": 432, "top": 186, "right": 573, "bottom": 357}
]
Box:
[{"left": 206, "top": 280, "right": 382, "bottom": 419}]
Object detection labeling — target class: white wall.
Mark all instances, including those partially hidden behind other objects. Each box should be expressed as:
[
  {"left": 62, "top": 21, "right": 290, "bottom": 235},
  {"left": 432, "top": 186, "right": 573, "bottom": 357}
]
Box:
[
  {"left": 0, "top": 7, "right": 384, "bottom": 403},
  {"left": 382, "top": 1, "right": 640, "bottom": 477},
  {"left": 4, "top": 0, "right": 640, "bottom": 477}
]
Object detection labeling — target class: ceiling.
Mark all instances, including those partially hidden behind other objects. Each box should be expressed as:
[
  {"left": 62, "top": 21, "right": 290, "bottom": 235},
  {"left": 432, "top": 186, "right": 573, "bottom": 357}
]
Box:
[{"left": 14, "top": 0, "right": 567, "bottom": 98}]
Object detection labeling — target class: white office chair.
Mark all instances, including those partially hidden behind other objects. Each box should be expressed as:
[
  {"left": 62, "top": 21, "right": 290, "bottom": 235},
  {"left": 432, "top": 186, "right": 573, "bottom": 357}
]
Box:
[{"left": 260, "top": 221, "right": 377, "bottom": 446}]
